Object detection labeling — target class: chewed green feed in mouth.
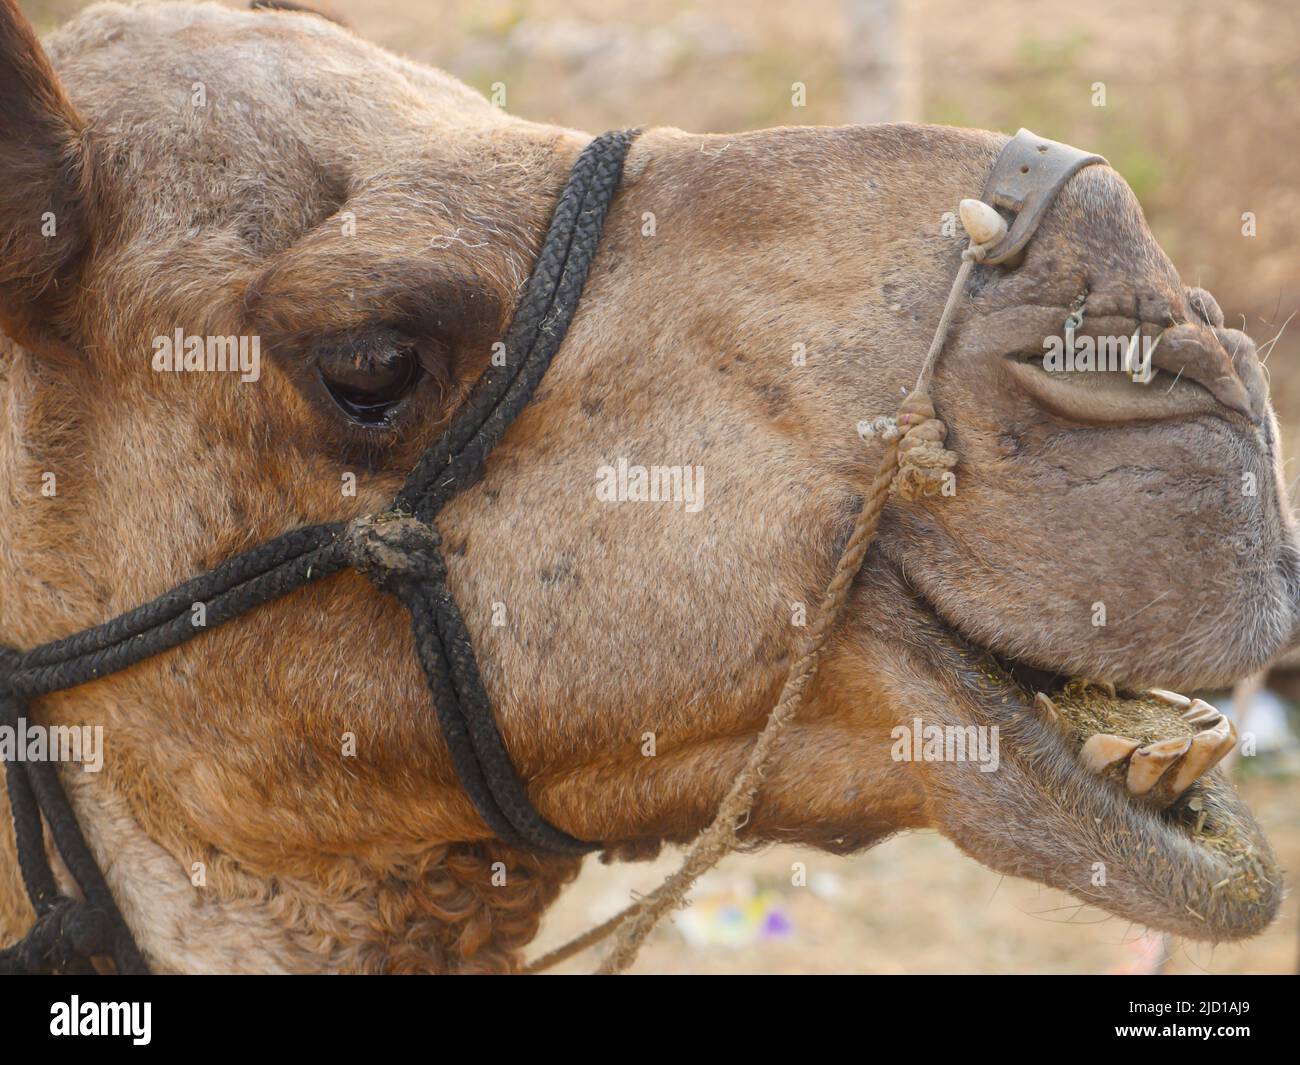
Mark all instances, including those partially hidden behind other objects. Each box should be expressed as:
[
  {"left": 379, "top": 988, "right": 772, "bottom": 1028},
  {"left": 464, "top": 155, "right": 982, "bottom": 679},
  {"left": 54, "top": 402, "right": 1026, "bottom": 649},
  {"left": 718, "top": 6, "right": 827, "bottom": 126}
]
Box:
[{"left": 917, "top": 610, "right": 1282, "bottom": 941}]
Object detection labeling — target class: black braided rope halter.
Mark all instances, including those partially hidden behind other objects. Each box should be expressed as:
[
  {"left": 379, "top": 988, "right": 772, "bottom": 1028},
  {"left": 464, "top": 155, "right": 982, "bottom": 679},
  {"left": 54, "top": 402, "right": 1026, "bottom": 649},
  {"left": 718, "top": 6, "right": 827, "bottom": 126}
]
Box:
[{"left": 0, "top": 128, "right": 637, "bottom": 974}]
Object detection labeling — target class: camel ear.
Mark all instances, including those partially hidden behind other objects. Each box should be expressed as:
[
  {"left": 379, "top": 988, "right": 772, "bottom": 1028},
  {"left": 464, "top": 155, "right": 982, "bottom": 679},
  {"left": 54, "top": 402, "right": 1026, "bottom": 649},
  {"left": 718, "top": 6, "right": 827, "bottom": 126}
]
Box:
[{"left": 0, "top": 0, "right": 93, "bottom": 352}]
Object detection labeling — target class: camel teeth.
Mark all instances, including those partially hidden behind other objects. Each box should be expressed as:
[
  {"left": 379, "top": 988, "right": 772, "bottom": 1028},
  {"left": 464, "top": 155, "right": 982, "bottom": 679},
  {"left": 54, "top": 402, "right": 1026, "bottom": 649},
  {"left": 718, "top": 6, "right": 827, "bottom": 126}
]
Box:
[
  {"left": 1181, "top": 698, "right": 1222, "bottom": 728},
  {"left": 1199, "top": 711, "right": 1237, "bottom": 761},
  {"left": 1127, "top": 736, "right": 1192, "bottom": 796},
  {"left": 1079, "top": 733, "right": 1140, "bottom": 774},
  {"left": 1147, "top": 688, "right": 1191, "bottom": 710},
  {"left": 1163, "top": 715, "right": 1236, "bottom": 800}
]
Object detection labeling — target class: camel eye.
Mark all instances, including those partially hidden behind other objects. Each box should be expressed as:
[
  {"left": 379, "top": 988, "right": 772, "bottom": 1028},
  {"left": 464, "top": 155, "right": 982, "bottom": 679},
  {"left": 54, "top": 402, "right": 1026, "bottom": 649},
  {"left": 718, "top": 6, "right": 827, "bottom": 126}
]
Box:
[{"left": 315, "top": 330, "right": 423, "bottom": 426}]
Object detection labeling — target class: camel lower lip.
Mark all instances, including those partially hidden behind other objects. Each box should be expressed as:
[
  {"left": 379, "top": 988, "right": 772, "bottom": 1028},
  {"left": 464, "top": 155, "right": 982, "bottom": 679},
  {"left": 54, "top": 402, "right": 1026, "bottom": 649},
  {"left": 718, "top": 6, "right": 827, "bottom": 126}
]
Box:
[
  {"left": 1003, "top": 353, "right": 1222, "bottom": 424},
  {"left": 904, "top": 585, "right": 1283, "bottom": 941}
]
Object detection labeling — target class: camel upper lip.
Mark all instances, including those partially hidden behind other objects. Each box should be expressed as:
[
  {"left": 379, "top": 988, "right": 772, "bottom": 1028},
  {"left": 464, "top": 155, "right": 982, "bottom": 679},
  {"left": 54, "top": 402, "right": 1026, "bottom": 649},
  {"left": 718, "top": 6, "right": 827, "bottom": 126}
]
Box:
[
  {"left": 998, "top": 308, "right": 1261, "bottom": 426},
  {"left": 900, "top": 579, "right": 1283, "bottom": 941}
]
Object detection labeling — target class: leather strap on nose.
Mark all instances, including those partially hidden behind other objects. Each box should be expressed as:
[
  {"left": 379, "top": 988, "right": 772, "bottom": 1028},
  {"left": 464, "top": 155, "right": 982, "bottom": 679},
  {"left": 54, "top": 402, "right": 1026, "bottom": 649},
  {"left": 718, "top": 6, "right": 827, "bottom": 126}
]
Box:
[{"left": 978, "top": 128, "right": 1107, "bottom": 267}]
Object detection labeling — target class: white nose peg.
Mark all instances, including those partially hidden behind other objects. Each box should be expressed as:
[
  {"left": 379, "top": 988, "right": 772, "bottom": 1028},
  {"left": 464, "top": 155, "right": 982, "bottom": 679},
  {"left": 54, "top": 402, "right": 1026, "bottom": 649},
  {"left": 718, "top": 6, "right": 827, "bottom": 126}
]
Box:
[{"left": 958, "top": 198, "right": 1007, "bottom": 247}]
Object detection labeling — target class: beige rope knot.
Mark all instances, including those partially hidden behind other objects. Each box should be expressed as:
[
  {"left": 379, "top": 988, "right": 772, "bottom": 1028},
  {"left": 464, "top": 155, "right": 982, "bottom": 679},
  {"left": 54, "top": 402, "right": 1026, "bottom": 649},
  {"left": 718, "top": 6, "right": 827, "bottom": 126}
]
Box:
[{"left": 891, "top": 391, "right": 957, "bottom": 501}]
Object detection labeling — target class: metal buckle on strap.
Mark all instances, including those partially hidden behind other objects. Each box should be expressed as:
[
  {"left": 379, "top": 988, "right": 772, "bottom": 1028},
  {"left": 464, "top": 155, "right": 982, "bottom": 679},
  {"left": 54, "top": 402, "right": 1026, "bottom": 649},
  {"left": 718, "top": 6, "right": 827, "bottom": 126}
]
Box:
[{"left": 978, "top": 128, "right": 1107, "bottom": 268}]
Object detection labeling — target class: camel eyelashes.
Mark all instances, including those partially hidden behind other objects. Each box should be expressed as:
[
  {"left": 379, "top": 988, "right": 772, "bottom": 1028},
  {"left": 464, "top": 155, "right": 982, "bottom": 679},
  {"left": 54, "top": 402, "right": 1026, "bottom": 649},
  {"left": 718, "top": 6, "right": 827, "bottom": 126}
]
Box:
[{"left": 313, "top": 328, "right": 426, "bottom": 427}]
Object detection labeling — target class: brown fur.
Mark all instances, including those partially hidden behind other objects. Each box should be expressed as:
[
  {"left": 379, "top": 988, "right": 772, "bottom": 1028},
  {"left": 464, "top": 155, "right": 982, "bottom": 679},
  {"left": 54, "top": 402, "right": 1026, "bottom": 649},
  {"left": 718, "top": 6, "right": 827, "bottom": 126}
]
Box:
[{"left": 0, "top": 1, "right": 1293, "bottom": 971}]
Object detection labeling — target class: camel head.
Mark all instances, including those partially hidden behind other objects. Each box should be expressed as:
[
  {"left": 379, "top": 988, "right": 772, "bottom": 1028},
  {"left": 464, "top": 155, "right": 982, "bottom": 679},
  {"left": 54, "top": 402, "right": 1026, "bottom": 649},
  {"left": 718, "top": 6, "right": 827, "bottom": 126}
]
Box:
[{"left": 0, "top": 0, "right": 1291, "bottom": 972}]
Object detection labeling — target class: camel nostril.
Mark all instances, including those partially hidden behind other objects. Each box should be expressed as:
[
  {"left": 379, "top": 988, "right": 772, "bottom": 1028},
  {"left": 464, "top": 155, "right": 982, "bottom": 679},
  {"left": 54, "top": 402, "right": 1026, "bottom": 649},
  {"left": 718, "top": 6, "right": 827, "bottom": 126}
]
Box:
[
  {"left": 1185, "top": 286, "right": 1225, "bottom": 328},
  {"left": 1220, "top": 326, "right": 1269, "bottom": 422},
  {"left": 1150, "top": 322, "right": 1263, "bottom": 422},
  {"left": 1147, "top": 286, "right": 1270, "bottom": 420}
]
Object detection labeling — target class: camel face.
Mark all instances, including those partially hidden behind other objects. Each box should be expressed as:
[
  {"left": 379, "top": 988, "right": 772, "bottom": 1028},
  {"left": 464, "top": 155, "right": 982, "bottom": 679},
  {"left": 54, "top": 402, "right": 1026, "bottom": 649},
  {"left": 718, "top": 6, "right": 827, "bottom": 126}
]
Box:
[
  {"left": 893, "top": 164, "right": 1294, "bottom": 693},
  {"left": 0, "top": 1, "right": 1290, "bottom": 971}
]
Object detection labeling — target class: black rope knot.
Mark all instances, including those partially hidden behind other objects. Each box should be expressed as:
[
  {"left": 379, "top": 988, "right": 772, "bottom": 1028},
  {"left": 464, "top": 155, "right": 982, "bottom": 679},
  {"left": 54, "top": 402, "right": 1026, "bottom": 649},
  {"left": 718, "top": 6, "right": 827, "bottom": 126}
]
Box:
[
  {"left": 343, "top": 512, "right": 445, "bottom": 593},
  {"left": 0, "top": 895, "right": 113, "bottom": 974}
]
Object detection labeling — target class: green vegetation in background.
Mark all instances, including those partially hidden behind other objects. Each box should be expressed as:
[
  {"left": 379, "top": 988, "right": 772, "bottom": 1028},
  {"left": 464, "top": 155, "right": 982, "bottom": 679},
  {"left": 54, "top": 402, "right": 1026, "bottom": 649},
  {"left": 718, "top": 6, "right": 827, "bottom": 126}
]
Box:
[{"left": 924, "top": 28, "right": 1165, "bottom": 211}]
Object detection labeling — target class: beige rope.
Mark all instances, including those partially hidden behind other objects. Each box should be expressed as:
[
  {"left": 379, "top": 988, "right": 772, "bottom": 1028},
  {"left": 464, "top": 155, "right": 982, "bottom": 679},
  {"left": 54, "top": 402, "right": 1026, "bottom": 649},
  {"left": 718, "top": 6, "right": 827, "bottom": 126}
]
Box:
[
  {"left": 592, "top": 440, "right": 902, "bottom": 974},
  {"left": 914, "top": 245, "right": 984, "bottom": 395},
  {"left": 526, "top": 236, "right": 983, "bottom": 976},
  {"left": 528, "top": 438, "right": 894, "bottom": 977},
  {"left": 524, "top": 906, "right": 640, "bottom": 974}
]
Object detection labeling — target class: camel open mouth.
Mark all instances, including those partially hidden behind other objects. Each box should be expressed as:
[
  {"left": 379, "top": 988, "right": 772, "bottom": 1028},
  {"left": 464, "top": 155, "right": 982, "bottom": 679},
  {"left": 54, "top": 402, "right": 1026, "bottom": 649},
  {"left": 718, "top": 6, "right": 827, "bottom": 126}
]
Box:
[{"left": 905, "top": 585, "right": 1283, "bottom": 942}]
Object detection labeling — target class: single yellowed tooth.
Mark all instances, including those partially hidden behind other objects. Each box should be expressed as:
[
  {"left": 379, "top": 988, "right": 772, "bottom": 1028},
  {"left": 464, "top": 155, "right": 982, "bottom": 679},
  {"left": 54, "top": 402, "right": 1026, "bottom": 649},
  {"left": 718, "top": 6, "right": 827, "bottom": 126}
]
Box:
[
  {"left": 1161, "top": 715, "right": 1237, "bottom": 800},
  {"left": 1201, "top": 713, "right": 1238, "bottom": 762},
  {"left": 1181, "top": 698, "right": 1221, "bottom": 728},
  {"left": 1210, "top": 713, "right": 1238, "bottom": 758},
  {"left": 958, "top": 198, "right": 1007, "bottom": 247},
  {"left": 1147, "top": 688, "right": 1191, "bottom": 710},
  {"left": 1034, "top": 691, "right": 1061, "bottom": 722},
  {"left": 1079, "top": 733, "right": 1140, "bottom": 774},
  {"left": 1127, "top": 736, "right": 1192, "bottom": 796}
]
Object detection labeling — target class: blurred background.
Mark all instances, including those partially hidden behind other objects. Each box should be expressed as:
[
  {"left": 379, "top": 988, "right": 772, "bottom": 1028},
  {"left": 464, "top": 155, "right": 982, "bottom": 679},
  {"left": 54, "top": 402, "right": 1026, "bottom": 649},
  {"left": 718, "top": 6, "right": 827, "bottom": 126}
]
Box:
[{"left": 27, "top": 0, "right": 1300, "bottom": 972}]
